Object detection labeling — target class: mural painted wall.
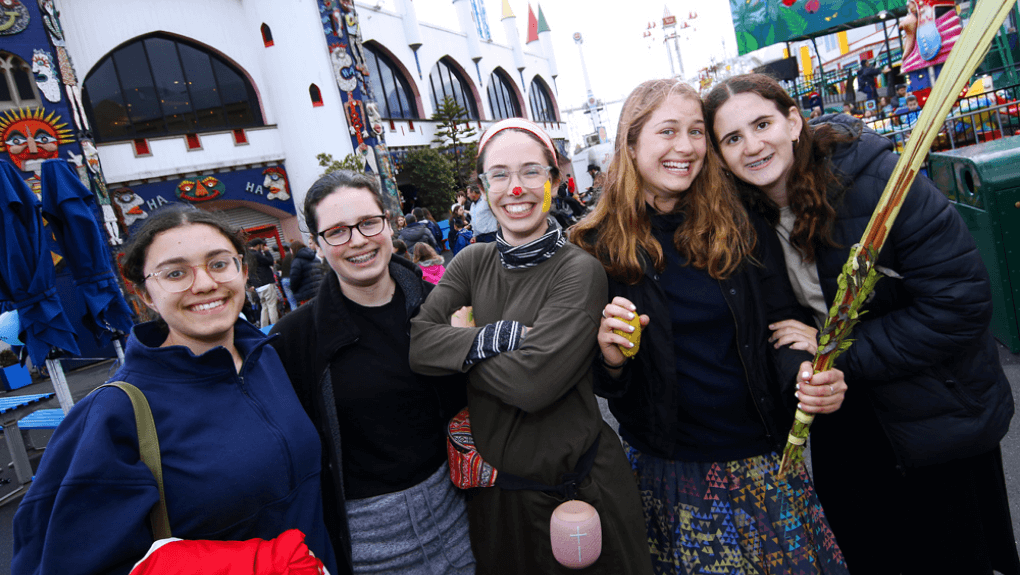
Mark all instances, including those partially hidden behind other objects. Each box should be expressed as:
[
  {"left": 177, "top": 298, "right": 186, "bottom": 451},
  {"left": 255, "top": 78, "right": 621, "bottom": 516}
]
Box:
[
  {"left": 0, "top": 1, "right": 131, "bottom": 357},
  {"left": 730, "top": 0, "right": 908, "bottom": 55},
  {"left": 1, "top": 0, "right": 122, "bottom": 245},
  {"left": 111, "top": 165, "right": 296, "bottom": 233},
  {"left": 317, "top": 0, "right": 401, "bottom": 217}
]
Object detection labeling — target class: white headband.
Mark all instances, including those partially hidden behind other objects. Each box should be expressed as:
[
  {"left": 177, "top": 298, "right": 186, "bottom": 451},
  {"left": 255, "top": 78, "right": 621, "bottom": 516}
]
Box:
[{"left": 477, "top": 118, "right": 557, "bottom": 162}]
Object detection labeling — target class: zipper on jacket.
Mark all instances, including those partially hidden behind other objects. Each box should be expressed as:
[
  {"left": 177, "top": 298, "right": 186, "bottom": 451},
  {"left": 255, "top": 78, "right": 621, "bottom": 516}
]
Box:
[
  {"left": 721, "top": 282, "right": 773, "bottom": 443},
  {"left": 236, "top": 363, "right": 299, "bottom": 490}
]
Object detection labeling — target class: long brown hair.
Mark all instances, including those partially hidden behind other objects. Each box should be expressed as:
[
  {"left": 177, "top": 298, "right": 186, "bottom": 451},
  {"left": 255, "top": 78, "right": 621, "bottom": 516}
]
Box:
[
  {"left": 572, "top": 79, "right": 754, "bottom": 284},
  {"left": 704, "top": 73, "right": 854, "bottom": 262}
]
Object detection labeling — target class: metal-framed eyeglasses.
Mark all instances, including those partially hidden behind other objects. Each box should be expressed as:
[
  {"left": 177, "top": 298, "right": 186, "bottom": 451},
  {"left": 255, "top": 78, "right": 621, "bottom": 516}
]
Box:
[
  {"left": 144, "top": 254, "right": 244, "bottom": 293},
  {"left": 317, "top": 214, "right": 387, "bottom": 246},
  {"left": 479, "top": 165, "right": 552, "bottom": 193}
]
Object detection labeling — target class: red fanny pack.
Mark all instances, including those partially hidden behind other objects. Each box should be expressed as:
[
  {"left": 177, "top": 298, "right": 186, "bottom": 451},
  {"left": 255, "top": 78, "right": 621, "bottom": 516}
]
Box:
[{"left": 446, "top": 407, "right": 498, "bottom": 489}]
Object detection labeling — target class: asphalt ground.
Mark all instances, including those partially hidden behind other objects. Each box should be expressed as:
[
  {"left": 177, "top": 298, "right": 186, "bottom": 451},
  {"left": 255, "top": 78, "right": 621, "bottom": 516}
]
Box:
[{"left": 1, "top": 345, "right": 1018, "bottom": 573}]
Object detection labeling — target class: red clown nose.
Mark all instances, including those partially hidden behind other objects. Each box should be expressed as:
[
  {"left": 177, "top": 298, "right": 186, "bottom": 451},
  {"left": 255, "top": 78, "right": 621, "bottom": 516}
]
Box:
[{"left": 511, "top": 186, "right": 523, "bottom": 197}]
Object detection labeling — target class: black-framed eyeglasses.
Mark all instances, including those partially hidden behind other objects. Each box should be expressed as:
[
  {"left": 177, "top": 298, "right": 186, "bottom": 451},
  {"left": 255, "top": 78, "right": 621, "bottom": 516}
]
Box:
[
  {"left": 144, "top": 254, "right": 244, "bottom": 293},
  {"left": 318, "top": 214, "right": 387, "bottom": 246},
  {"left": 479, "top": 165, "right": 552, "bottom": 193}
]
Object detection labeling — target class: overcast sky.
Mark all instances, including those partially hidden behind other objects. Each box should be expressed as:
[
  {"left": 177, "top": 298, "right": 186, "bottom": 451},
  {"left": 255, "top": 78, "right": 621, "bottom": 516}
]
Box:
[{"left": 383, "top": 0, "right": 740, "bottom": 146}]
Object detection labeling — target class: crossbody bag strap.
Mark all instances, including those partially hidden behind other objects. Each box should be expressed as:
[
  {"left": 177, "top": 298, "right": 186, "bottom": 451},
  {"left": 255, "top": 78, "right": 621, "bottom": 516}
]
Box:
[{"left": 93, "top": 382, "right": 172, "bottom": 540}]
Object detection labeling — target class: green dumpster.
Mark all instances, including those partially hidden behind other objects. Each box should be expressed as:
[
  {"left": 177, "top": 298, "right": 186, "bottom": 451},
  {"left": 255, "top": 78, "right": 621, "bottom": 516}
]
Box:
[{"left": 929, "top": 136, "right": 1020, "bottom": 353}]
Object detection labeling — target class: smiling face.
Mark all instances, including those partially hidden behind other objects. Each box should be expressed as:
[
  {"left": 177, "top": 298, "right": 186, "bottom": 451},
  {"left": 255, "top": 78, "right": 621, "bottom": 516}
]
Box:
[
  {"left": 140, "top": 223, "right": 247, "bottom": 354},
  {"left": 480, "top": 131, "right": 555, "bottom": 246},
  {"left": 630, "top": 93, "right": 707, "bottom": 211},
  {"left": 712, "top": 92, "right": 803, "bottom": 206},
  {"left": 314, "top": 186, "right": 393, "bottom": 293}
]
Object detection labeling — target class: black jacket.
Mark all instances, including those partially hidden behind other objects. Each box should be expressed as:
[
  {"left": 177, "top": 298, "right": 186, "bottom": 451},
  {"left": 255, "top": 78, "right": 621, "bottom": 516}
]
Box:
[
  {"left": 807, "top": 114, "right": 1013, "bottom": 467},
  {"left": 289, "top": 247, "right": 324, "bottom": 303},
  {"left": 269, "top": 256, "right": 465, "bottom": 574},
  {"left": 397, "top": 222, "right": 437, "bottom": 255},
  {"left": 248, "top": 249, "right": 276, "bottom": 288},
  {"left": 592, "top": 213, "right": 812, "bottom": 459}
]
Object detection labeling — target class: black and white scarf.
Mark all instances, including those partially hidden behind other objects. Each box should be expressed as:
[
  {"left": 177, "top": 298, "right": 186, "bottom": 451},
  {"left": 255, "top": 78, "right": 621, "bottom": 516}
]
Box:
[{"left": 495, "top": 218, "right": 566, "bottom": 270}]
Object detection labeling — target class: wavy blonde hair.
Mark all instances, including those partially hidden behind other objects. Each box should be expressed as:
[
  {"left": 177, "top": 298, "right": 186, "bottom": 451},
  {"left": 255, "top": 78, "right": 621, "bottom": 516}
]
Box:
[{"left": 572, "top": 79, "right": 755, "bottom": 284}]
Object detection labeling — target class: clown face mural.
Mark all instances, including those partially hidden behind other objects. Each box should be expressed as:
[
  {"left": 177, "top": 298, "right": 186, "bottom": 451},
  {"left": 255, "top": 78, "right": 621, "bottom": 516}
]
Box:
[
  {"left": 112, "top": 187, "right": 148, "bottom": 228},
  {"left": 366, "top": 102, "right": 384, "bottom": 137},
  {"left": 262, "top": 166, "right": 290, "bottom": 201},
  {"left": 0, "top": 108, "right": 74, "bottom": 171},
  {"left": 177, "top": 176, "right": 224, "bottom": 202},
  {"left": 31, "top": 49, "right": 61, "bottom": 103}
]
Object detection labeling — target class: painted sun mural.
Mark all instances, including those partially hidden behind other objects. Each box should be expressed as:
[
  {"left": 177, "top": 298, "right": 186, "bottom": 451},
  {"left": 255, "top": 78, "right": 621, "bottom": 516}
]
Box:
[{"left": 0, "top": 107, "right": 74, "bottom": 171}]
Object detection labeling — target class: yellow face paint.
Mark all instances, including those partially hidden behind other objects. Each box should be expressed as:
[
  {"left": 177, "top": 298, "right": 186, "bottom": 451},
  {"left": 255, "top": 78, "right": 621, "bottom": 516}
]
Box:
[{"left": 542, "top": 181, "right": 552, "bottom": 212}]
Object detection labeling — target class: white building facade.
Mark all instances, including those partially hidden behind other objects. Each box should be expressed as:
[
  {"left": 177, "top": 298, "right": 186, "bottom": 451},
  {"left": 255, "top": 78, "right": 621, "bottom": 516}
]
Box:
[{"left": 49, "top": 0, "right": 564, "bottom": 247}]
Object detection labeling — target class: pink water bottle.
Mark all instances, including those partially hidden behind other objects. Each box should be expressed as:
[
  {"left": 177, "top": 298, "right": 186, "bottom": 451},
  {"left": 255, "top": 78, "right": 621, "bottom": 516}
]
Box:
[{"left": 549, "top": 500, "right": 602, "bottom": 569}]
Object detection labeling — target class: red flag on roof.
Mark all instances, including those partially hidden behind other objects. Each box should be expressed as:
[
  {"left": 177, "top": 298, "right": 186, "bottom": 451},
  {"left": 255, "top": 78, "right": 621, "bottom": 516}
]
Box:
[{"left": 527, "top": 4, "right": 539, "bottom": 43}]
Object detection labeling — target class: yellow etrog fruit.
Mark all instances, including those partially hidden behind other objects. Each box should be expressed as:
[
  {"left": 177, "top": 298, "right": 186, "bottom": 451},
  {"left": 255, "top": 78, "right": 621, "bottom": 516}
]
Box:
[{"left": 614, "top": 314, "right": 642, "bottom": 358}]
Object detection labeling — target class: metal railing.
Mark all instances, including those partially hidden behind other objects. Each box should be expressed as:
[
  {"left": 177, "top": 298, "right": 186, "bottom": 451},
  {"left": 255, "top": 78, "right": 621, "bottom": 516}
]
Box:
[{"left": 863, "top": 83, "right": 1020, "bottom": 173}]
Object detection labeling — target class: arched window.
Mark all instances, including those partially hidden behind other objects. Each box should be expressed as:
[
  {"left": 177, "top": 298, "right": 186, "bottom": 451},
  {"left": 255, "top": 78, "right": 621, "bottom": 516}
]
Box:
[
  {"left": 83, "top": 35, "right": 263, "bottom": 143},
  {"left": 529, "top": 77, "right": 557, "bottom": 123},
  {"left": 364, "top": 44, "right": 419, "bottom": 119},
  {"left": 0, "top": 52, "right": 42, "bottom": 112},
  {"left": 428, "top": 58, "right": 478, "bottom": 120},
  {"left": 487, "top": 69, "right": 522, "bottom": 121},
  {"left": 309, "top": 84, "right": 323, "bottom": 107},
  {"left": 261, "top": 23, "right": 274, "bottom": 47}
]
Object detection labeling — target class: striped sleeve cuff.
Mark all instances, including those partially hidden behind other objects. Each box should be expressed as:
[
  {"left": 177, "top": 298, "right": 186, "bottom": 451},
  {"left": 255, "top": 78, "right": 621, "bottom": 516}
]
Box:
[{"left": 465, "top": 321, "right": 526, "bottom": 366}]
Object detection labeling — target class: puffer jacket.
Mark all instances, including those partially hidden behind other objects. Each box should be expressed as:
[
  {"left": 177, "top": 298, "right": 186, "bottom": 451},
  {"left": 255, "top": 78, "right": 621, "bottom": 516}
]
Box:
[
  {"left": 290, "top": 247, "right": 324, "bottom": 303},
  {"left": 809, "top": 114, "right": 1013, "bottom": 467}
]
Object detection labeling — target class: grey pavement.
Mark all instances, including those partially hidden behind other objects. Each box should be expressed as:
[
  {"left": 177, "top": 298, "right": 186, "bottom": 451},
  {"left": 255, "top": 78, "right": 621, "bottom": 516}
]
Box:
[{"left": 2, "top": 346, "right": 1020, "bottom": 572}]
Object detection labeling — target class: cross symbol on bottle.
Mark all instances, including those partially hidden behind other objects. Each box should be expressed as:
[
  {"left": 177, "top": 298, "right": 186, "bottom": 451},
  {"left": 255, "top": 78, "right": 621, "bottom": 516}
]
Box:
[{"left": 570, "top": 527, "right": 588, "bottom": 562}]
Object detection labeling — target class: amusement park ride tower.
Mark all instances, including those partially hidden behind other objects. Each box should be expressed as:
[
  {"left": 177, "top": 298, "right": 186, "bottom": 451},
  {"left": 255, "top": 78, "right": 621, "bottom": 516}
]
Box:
[
  {"left": 573, "top": 31, "right": 608, "bottom": 144},
  {"left": 649, "top": 6, "right": 698, "bottom": 81}
]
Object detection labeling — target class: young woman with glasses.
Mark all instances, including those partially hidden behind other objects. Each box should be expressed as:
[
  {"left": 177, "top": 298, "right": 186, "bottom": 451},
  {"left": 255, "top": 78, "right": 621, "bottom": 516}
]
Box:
[
  {"left": 269, "top": 170, "right": 473, "bottom": 575},
  {"left": 13, "top": 205, "right": 336, "bottom": 575},
  {"left": 409, "top": 118, "right": 652, "bottom": 574}
]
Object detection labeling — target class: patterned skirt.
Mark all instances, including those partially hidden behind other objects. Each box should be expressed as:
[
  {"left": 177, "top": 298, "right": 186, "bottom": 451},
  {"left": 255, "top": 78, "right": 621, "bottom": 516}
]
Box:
[{"left": 623, "top": 440, "right": 849, "bottom": 575}]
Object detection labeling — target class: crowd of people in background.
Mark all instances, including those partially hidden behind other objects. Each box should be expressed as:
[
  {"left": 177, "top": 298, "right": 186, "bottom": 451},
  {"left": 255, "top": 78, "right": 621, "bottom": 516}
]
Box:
[
  {"left": 831, "top": 75, "right": 925, "bottom": 131},
  {"left": 229, "top": 154, "right": 616, "bottom": 327}
]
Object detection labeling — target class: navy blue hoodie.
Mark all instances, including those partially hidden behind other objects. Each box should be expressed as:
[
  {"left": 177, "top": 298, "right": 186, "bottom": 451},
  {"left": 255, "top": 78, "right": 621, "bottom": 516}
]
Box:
[{"left": 12, "top": 319, "right": 336, "bottom": 575}]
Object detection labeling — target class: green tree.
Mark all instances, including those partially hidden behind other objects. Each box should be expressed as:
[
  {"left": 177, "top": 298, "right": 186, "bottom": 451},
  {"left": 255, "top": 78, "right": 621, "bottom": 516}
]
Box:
[
  {"left": 400, "top": 147, "right": 457, "bottom": 217},
  {"left": 431, "top": 96, "right": 477, "bottom": 187},
  {"left": 316, "top": 152, "right": 365, "bottom": 176}
]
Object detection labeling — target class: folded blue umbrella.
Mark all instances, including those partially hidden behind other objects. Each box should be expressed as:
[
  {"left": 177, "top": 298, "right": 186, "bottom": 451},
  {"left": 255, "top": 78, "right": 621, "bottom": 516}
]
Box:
[
  {"left": 0, "top": 159, "right": 80, "bottom": 364},
  {"left": 40, "top": 159, "right": 133, "bottom": 346}
]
